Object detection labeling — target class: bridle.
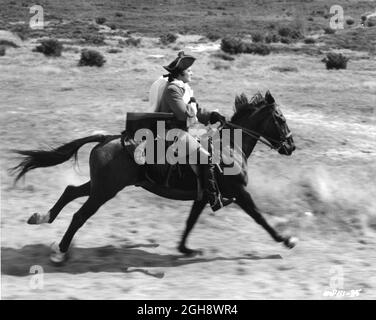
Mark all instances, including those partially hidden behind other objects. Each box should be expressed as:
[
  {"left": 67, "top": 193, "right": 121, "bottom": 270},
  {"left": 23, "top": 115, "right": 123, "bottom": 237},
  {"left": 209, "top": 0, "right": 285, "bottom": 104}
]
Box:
[{"left": 225, "top": 103, "right": 292, "bottom": 151}]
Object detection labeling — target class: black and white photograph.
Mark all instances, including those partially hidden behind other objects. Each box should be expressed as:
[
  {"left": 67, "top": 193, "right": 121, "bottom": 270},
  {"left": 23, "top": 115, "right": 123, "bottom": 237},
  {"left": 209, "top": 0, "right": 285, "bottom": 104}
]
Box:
[{"left": 1, "top": 0, "right": 375, "bottom": 301}]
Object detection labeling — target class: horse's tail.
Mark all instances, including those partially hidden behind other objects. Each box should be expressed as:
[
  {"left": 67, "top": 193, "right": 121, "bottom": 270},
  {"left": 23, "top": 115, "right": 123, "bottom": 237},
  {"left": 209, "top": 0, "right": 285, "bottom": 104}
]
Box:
[{"left": 10, "top": 134, "right": 108, "bottom": 182}]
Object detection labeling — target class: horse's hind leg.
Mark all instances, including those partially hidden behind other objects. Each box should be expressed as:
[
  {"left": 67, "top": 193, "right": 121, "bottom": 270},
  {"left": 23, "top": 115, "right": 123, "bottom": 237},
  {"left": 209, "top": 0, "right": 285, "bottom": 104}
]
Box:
[
  {"left": 27, "top": 181, "right": 91, "bottom": 225},
  {"left": 50, "top": 194, "right": 108, "bottom": 263}
]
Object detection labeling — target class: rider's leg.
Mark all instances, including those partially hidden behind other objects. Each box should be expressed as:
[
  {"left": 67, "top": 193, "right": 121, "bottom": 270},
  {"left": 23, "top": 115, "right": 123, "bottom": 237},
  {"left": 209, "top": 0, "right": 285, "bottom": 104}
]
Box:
[
  {"left": 178, "top": 131, "right": 226, "bottom": 212},
  {"left": 196, "top": 146, "right": 224, "bottom": 211}
]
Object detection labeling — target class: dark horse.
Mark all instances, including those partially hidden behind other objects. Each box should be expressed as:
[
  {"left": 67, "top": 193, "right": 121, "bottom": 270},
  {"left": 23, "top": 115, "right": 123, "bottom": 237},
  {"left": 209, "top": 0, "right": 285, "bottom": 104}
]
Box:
[{"left": 11, "top": 91, "right": 297, "bottom": 264}]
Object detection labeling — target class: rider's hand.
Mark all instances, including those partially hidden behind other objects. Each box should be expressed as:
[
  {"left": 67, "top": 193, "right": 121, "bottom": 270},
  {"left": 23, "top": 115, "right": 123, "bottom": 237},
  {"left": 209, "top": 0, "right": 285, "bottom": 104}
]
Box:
[
  {"left": 188, "top": 97, "right": 199, "bottom": 108},
  {"left": 210, "top": 111, "right": 226, "bottom": 125},
  {"left": 189, "top": 97, "right": 197, "bottom": 104}
]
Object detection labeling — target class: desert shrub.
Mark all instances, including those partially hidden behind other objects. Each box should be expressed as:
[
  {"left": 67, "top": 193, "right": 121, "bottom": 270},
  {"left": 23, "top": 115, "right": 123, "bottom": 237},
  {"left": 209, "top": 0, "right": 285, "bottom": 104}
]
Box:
[
  {"left": 265, "top": 33, "right": 281, "bottom": 43},
  {"left": 312, "top": 9, "right": 325, "bottom": 17},
  {"left": 367, "top": 18, "right": 376, "bottom": 27},
  {"left": 78, "top": 49, "right": 106, "bottom": 67},
  {"left": 324, "top": 27, "right": 335, "bottom": 34},
  {"left": 278, "top": 26, "right": 291, "bottom": 37},
  {"left": 0, "top": 39, "right": 19, "bottom": 48},
  {"left": 107, "top": 23, "right": 117, "bottom": 30},
  {"left": 304, "top": 37, "right": 316, "bottom": 44},
  {"left": 34, "top": 39, "right": 63, "bottom": 57},
  {"left": 221, "top": 37, "right": 271, "bottom": 55},
  {"left": 95, "top": 17, "right": 106, "bottom": 25},
  {"left": 278, "top": 26, "right": 302, "bottom": 40},
  {"left": 125, "top": 37, "right": 141, "bottom": 47},
  {"left": 322, "top": 53, "right": 348, "bottom": 70},
  {"left": 159, "top": 33, "right": 177, "bottom": 45},
  {"left": 0, "top": 46, "right": 5, "bottom": 56},
  {"left": 115, "top": 12, "right": 123, "bottom": 17},
  {"left": 207, "top": 11, "right": 216, "bottom": 16},
  {"left": 107, "top": 48, "right": 121, "bottom": 54},
  {"left": 82, "top": 33, "right": 105, "bottom": 45},
  {"left": 308, "top": 17, "right": 314, "bottom": 22},
  {"left": 280, "top": 37, "right": 292, "bottom": 44},
  {"left": 249, "top": 43, "right": 271, "bottom": 55},
  {"left": 211, "top": 51, "right": 235, "bottom": 61},
  {"left": 270, "top": 66, "right": 298, "bottom": 72},
  {"left": 251, "top": 32, "right": 264, "bottom": 43},
  {"left": 221, "top": 37, "right": 243, "bottom": 54},
  {"left": 346, "top": 17, "right": 355, "bottom": 25},
  {"left": 270, "top": 34, "right": 280, "bottom": 43},
  {"left": 264, "top": 34, "right": 272, "bottom": 44},
  {"left": 206, "top": 32, "right": 221, "bottom": 41}
]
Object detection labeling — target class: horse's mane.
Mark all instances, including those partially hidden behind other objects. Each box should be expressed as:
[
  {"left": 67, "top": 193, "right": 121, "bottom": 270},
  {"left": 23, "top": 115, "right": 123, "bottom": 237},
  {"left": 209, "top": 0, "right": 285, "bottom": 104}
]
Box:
[{"left": 231, "top": 92, "right": 266, "bottom": 122}]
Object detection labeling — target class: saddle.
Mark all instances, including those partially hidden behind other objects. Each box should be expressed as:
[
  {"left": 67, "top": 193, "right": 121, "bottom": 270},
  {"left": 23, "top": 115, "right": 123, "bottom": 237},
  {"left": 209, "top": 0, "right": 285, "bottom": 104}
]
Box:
[
  {"left": 125, "top": 112, "right": 185, "bottom": 138},
  {"left": 122, "top": 112, "right": 204, "bottom": 199}
]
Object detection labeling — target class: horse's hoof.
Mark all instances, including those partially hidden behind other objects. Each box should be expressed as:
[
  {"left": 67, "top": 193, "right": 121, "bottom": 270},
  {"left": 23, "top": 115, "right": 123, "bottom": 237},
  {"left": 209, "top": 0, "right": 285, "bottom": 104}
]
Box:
[
  {"left": 284, "top": 236, "right": 299, "bottom": 249},
  {"left": 27, "top": 213, "right": 40, "bottom": 224},
  {"left": 178, "top": 245, "right": 202, "bottom": 257},
  {"left": 27, "top": 212, "right": 49, "bottom": 225},
  {"left": 50, "top": 242, "right": 68, "bottom": 265}
]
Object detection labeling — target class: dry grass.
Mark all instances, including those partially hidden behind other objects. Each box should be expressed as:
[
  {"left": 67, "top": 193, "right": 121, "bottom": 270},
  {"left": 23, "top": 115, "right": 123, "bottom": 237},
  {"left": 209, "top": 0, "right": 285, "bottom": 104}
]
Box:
[
  {"left": 270, "top": 66, "right": 298, "bottom": 72},
  {"left": 0, "top": 0, "right": 374, "bottom": 39}
]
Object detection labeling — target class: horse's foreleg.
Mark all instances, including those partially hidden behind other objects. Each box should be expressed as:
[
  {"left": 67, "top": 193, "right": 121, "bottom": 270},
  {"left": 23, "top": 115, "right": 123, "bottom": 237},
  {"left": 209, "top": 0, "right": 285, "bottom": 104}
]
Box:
[
  {"left": 27, "top": 181, "right": 91, "bottom": 225},
  {"left": 178, "top": 199, "right": 207, "bottom": 255},
  {"left": 235, "top": 188, "right": 297, "bottom": 249}
]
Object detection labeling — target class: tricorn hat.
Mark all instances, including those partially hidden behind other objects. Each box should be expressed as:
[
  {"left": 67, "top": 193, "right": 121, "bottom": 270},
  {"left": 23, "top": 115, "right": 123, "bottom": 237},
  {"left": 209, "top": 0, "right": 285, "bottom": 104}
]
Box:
[{"left": 163, "top": 51, "right": 196, "bottom": 73}]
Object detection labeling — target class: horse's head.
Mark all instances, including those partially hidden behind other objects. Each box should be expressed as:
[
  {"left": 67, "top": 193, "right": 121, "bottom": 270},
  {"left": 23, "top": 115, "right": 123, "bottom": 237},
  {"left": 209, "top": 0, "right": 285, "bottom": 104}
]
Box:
[{"left": 231, "top": 90, "right": 295, "bottom": 156}]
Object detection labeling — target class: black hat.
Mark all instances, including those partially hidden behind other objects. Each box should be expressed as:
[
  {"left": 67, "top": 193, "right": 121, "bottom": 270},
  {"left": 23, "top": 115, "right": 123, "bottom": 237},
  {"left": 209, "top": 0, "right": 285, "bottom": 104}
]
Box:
[{"left": 163, "top": 51, "right": 195, "bottom": 73}]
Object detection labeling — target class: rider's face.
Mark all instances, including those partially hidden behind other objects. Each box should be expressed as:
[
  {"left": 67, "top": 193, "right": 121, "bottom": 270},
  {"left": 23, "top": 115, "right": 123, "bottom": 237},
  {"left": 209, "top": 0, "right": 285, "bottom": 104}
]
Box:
[{"left": 179, "top": 67, "right": 193, "bottom": 83}]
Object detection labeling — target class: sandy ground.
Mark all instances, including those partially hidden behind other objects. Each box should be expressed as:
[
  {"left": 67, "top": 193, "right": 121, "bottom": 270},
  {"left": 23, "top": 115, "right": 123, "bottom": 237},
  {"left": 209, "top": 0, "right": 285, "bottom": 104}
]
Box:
[{"left": 1, "top": 34, "right": 376, "bottom": 299}]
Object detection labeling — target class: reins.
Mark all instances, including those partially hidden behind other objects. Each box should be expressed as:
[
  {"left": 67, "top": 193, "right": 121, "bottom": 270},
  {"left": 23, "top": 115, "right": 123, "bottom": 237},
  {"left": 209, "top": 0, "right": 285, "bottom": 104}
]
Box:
[
  {"left": 224, "top": 122, "right": 277, "bottom": 150},
  {"left": 224, "top": 102, "right": 290, "bottom": 151}
]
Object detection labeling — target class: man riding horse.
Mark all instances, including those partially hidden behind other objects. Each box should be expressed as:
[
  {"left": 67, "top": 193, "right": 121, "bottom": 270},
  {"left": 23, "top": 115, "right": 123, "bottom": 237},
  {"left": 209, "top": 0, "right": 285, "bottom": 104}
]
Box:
[
  {"left": 12, "top": 54, "right": 298, "bottom": 263},
  {"left": 149, "top": 51, "right": 231, "bottom": 211}
]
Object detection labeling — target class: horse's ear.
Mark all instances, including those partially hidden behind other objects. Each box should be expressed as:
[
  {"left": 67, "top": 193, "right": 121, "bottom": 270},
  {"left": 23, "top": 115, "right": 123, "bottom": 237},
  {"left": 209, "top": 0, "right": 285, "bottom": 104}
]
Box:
[
  {"left": 265, "top": 90, "right": 275, "bottom": 104},
  {"left": 234, "top": 93, "right": 248, "bottom": 110}
]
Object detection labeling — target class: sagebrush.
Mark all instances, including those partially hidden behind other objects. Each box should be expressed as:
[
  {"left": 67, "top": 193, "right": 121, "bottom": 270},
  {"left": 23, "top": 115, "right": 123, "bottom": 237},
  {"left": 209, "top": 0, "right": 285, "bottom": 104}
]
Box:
[{"left": 78, "top": 49, "right": 106, "bottom": 67}]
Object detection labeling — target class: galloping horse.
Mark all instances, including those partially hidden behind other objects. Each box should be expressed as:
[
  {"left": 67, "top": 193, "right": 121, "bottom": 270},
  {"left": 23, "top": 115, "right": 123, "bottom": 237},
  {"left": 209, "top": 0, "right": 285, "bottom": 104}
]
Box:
[{"left": 11, "top": 91, "right": 297, "bottom": 264}]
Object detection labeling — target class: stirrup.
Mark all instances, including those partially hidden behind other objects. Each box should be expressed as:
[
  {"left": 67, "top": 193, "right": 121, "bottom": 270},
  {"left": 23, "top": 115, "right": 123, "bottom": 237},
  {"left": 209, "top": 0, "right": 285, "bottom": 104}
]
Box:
[
  {"left": 208, "top": 194, "right": 234, "bottom": 212},
  {"left": 210, "top": 198, "right": 224, "bottom": 212},
  {"left": 207, "top": 193, "right": 224, "bottom": 212}
]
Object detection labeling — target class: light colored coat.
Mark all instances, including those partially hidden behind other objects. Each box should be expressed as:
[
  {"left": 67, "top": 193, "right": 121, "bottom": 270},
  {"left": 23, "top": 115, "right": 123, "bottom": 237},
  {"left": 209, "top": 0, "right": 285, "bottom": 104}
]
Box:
[{"left": 154, "top": 80, "right": 213, "bottom": 161}]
